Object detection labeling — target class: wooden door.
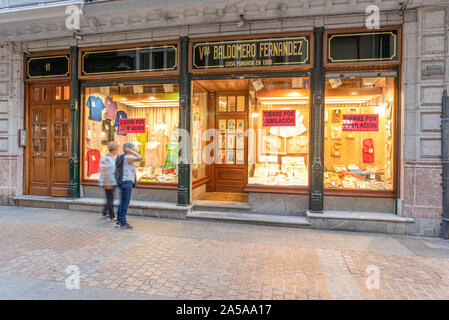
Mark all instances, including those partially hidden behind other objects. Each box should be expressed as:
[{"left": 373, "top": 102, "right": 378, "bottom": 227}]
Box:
[
  {"left": 50, "top": 84, "right": 71, "bottom": 196},
  {"left": 27, "top": 83, "right": 71, "bottom": 196},
  {"left": 214, "top": 94, "right": 248, "bottom": 192}
]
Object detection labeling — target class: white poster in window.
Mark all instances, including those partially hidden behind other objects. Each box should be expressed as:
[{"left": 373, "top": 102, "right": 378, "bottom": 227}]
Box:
[
  {"left": 236, "top": 149, "right": 244, "bottom": 164},
  {"left": 226, "top": 150, "right": 235, "bottom": 164},
  {"left": 236, "top": 134, "right": 244, "bottom": 149}
]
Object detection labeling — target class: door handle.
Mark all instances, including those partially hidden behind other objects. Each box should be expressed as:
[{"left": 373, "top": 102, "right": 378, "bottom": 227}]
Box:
[{"left": 36, "top": 152, "right": 40, "bottom": 157}]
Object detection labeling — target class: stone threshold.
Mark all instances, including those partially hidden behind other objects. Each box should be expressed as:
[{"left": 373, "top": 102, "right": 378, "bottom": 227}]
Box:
[
  {"left": 192, "top": 200, "right": 251, "bottom": 210},
  {"left": 307, "top": 210, "right": 414, "bottom": 223},
  {"left": 11, "top": 195, "right": 190, "bottom": 219},
  {"left": 187, "top": 211, "right": 311, "bottom": 227}
]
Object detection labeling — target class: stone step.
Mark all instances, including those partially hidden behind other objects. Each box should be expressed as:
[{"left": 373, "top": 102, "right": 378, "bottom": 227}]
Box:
[
  {"left": 12, "top": 195, "right": 189, "bottom": 219},
  {"left": 192, "top": 200, "right": 251, "bottom": 213},
  {"left": 186, "top": 210, "right": 311, "bottom": 227}
]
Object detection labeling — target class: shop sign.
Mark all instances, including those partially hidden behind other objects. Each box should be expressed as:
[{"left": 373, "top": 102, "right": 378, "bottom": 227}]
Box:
[
  {"left": 81, "top": 44, "right": 178, "bottom": 76},
  {"left": 342, "top": 114, "right": 379, "bottom": 131},
  {"left": 327, "top": 30, "right": 398, "bottom": 64},
  {"left": 262, "top": 110, "right": 296, "bottom": 127},
  {"left": 26, "top": 55, "right": 70, "bottom": 79},
  {"left": 192, "top": 36, "right": 310, "bottom": 70},
  {"left": 119, "top": 118, "right": 146, "bottom": 133}
]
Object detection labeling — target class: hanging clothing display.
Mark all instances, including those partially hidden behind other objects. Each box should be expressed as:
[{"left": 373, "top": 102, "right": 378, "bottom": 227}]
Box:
[
  {"left": 145, "top": 141, "right": 162, "bottom": 168},
  {"left": 86, "top": 120, "right": 102, "bottom": 150},
  {"left": 162, "top": 142, "right": 178, "bottom": 172},
  {"left": 103, "top": 96, "right": 117, "bottom": 121},
  {"left": 114, "top": 110, "right": 128, "bottom": 135},
  {"left": 102, "top": 119, "right": 115, "bottom": 142},
  {"left": 86, "top": 149, "right": 101, "bottom": 176},
  {"left": 86, "top": 96, "right": 105, "bottom": 122},
  {"left": 137, "top": 131, "right": 148, "bottom": 157}
]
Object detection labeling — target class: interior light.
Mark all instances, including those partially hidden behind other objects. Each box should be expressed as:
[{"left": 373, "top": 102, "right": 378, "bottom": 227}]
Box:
[{"left": 251, "top": 113, "right": 260, "bottom": 118}]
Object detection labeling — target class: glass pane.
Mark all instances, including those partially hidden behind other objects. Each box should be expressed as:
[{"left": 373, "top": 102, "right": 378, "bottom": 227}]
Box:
[
  {"left": 323, "top": 77, "right": 395, "bottom": 191},
  {"left": 42, "top": 88, "right": 47, "bottom": 101},
  {"left": 41, "top": 109, "right": 47, "bottom": 122},
  {"left": 33, "top": 125, "right": 39, "bottom": 138},
  {"left": 64, "top": 108, "right": 70, "bottom": 123},
  {"left": 228, "top": 96, "right": 236, "bottom": 112},
  {"left": 82, "top": 84, "right": 180, "bottom": 184},
  {"left": 33, "top": 139, "right": 39, "bottom": 152},
  {"left": 218, "top": 96, "right": 227, "bottom": 112},
  {"left": 55, "top": 139, "right": 62, "bottom": 152},
  {"left": 55, "top": 86, "right": 62, "bottom": 100},
  {"left": 55, "top": 109, "right": 62, "bottom": 122},
  {"left": 237, "top": 96, "right": 245, "bottom": 111},
  {"left": 54, "top": 124, "right": 61, "bottom": 137},
  {"left": 33, "top": 88, "right": 41, "bottom": 102},
  {"left": 247, "top": 77, "right": 310, "bottom": 187},
  {"left": 40, "top": 139, "right": 46, "bottom": 152},
  {"left": 33, "top": 109, "right": 39, "bottom": 122},
  {"left": 64, "top": 86, "right": 70, "bottom": 100},
  {"left": 41, "top": 126, "right": 47, "bottom": 136},
  {"left": 63, "top": 123, "right": 69, "bottom": 136},
  {"left": 63, "top": 139, "right": 69, "bottom": 153}
]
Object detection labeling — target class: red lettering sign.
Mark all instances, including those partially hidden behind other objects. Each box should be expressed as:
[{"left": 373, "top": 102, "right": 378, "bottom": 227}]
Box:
[
  {"left": 262, "top": 110, "right": 296, "bottom": 127},
  {"left": 342, "top": 114, "right": 379, "bottom": 132},
  {"left": 118, "top": 118, "right": 146, "bottom": 133}
]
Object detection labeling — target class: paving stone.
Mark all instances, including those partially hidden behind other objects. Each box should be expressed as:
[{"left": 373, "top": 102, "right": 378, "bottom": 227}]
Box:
[{"left": 0, "top": 206, "right": 449, "bottom": 299}]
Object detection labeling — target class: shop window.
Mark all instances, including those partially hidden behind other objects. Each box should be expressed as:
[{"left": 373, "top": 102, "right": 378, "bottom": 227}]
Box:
[
  {"left": 191, "top": 84, "right": 208, "bottom": 182},
  {"left": 82, "top": 84, "right": 180, "bottom": 185},
  {"left": 248, "top": 77, "right": 310, "bottom": 187},
  {"left": 324, "top": 77, "right": 396, "bottom": 191}
]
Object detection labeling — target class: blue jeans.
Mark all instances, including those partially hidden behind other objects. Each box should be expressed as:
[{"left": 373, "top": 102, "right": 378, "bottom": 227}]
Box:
[{"left": 117, "top": 181, "right": 133, "bottom": 225}]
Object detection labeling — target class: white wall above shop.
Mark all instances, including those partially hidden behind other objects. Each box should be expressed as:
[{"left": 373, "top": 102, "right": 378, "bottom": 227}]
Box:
[{"left": 1, "top": 0, "right": 446, "bottom": 42}]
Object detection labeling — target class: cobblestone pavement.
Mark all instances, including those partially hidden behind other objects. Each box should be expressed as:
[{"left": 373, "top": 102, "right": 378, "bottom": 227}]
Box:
[{"left": 1, "top": 206, "right": 449, "bottom": 300}]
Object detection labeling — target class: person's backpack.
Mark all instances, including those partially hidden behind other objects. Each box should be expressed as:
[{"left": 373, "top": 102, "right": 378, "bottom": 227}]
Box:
[{"left": 115, "top": 154, "right": 125, "bottom": 185}]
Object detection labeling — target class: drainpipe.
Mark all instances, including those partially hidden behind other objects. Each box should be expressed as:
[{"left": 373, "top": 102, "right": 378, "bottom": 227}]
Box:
[{"left": 441, "top": 90, "right": 449, "bottom": 239}]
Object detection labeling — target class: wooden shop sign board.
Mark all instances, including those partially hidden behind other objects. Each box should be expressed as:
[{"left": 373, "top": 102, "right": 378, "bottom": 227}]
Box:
[
  {"left": 327, "top": 30, "right": 399, "bottom": 64},
  {"left": 26, "top": 55, "right": 70, "bottom": 79},
  {"left": 192, "top": 36, "right": 310, "bottom": 71}
]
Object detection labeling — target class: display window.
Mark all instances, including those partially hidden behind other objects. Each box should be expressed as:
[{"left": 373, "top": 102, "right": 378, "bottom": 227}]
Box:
[
  {"left": 82, "top": 84, "right": 180, "bottom": 185},
  {"left": 191, "top": 84, "right": 208, "bottom": 183},
  {"left": 324, "top": 76, "right": 396, "bottom": 191},
  {"left": 248, "top": 77, "right": 310, "bottom": 187},
  {"left": 190, "top": 77, "right": 310, "bottom": 193}
]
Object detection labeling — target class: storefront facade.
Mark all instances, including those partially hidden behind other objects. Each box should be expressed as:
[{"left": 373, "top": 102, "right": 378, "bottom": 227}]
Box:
[{"left": 0, "top": 0, "right": 447, "bottom": 236}]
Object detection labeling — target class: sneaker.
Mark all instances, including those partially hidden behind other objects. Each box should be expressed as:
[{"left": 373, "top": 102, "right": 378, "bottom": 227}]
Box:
[
  {"left": 120, "top": 223, "right": 133, "bottom": 230},
  {"left": 114, "top": 221, "right": 120, "bottom": 227},
  {"left": 109, "top": 217, "right": 117, "bottom": 222},
  {"left": 101, "top": 213, "right": 108, "bottom": 219}
]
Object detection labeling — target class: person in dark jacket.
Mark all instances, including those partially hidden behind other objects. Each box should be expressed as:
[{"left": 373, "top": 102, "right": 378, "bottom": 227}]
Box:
[{"left": 115, "top": 142, "right": 143, "bottom": 229}]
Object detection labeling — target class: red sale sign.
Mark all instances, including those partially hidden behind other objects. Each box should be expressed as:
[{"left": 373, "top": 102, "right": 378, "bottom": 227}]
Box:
[
  {"left": 118, "top": 118, "right": 146, "bottom": 133},
  {"left": 262, "top": 110, "right": 296, "bottom": 127},
  {"left": 342, "top": 114, "right": 379, "bottom": 132}
]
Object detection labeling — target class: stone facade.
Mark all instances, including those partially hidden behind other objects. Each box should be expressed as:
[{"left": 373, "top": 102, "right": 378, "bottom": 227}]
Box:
[
  {"left": 0, "top": 0, "right": 447, "bottom": 236},
  {"left": 0, "top": 41, "right": 24, "bottom": 204},
  {"left": 400, "top": 5, "right": 449, "bottom": 236}
]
